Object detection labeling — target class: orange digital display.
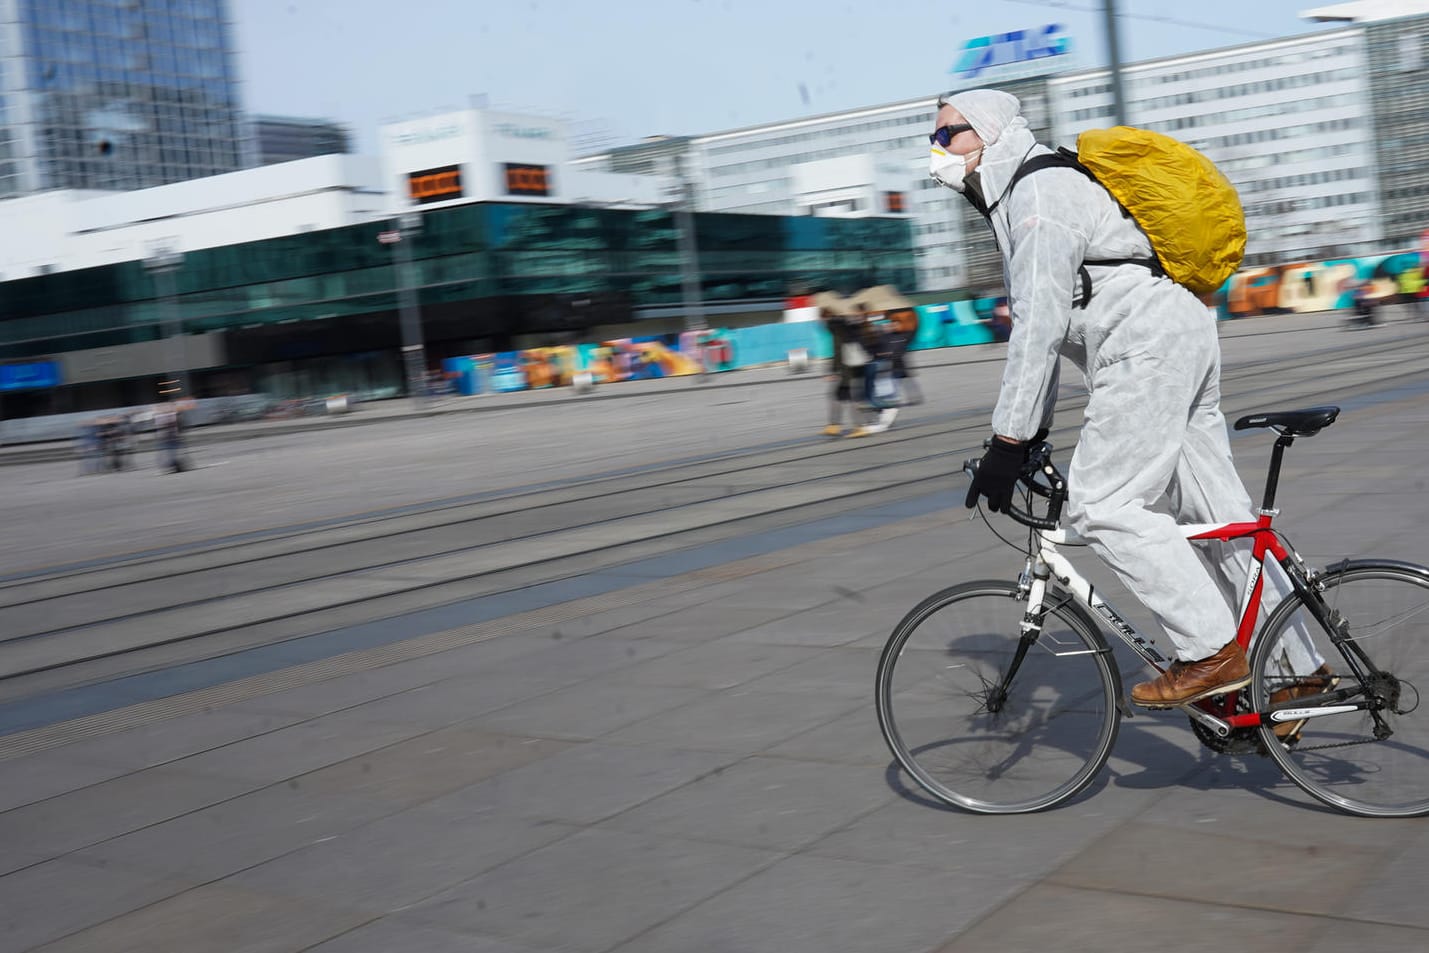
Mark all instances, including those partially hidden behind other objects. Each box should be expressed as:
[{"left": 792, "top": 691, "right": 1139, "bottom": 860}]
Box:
[
  {"left": 505, "top": 163, "right": 551, "bottom": 196},
  {"left": 408, "top": 165, "right": 463, "bottom": 204},
  {"left": 884, "top": 191, "right": 905, "bottom": 213}
]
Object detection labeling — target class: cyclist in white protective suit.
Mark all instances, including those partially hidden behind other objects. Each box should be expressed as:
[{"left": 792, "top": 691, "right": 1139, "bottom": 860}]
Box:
[{"left": 941, "top": 89, "right": 1327, "bottom": 712}]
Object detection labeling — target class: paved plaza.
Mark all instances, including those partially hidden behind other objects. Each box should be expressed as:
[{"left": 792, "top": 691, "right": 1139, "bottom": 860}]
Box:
[{"left": 1, "top": 311, "right": 1428, "bottom": 952}]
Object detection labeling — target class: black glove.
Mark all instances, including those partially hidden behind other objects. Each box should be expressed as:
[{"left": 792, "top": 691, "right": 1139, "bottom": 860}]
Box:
[{"left": 965, "top": 438, "right": 1027, "bottom": 512}]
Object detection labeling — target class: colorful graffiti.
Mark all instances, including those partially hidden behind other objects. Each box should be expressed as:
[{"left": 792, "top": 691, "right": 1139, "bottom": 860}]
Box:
[
  {"left": 436, "top": 252, "right": 1427, "bottom": 396},
  {"left": 1219, "top": 253, "right": 1426, "bottom": 318},
  {"left": 442, "top": 334, "right": 721, "bottom": 395}
]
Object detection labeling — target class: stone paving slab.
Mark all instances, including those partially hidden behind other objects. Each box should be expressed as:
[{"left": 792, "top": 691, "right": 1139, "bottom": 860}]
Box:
[
  {"left": 0, "top": 766, "right": 253, "bottom": 857},
  {"left": 305, "top": 920, "right": 549, "bottom": 953},
  {"left": 72, "top": 785, "right": 398, "bottom": 884},
  {"left": 597, "top": 755, "right": 895, "bottom": 852},
  {"left": 31, "top": 882, "right": 372, "bottom": 953},
  {"left": 932, "top": 883, "right": 1332, "bottom": 953},
  {"left": 1046, "top": 819, "right": 1390, "bottom": 918},
  {"left": 227, "top": 807, "right": 578, "bottom": 916},
  {"left": 613, "top": 852, "right": 1028, "bottom": 953},
  {"left": 468, "top": 680, "right": 709, "bottom": 741},
  {"left": 421, "top": 741, "right": 738, "bottom": 827},
  {"left": 281, "top": 725, "right": 573, "bottom": 809},
  {"left": 4, "top": 321, "right": 1429, "bottom": 951},
  {"left": 397, "top": 827, "right": 781, "bottom": 953},
  {"left": 159, "top": 706, "right": 438, "bottom": 786},
  {"left": 0, "top": 858, "right": 192, "bottom": 953}
]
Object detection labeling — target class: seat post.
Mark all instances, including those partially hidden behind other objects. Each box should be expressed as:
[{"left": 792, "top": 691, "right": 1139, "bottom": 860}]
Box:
[{"left": 1261, "top": 433, "right": 1294, "bottom": 514}]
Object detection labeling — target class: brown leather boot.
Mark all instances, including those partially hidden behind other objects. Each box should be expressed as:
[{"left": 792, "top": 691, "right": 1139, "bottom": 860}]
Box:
[
  {"left": 1269, "top": 664, "right": 1340, "bottom": 744},
  {"left": 1130, "top": 640, "right": 1251, "bottom": 709}
]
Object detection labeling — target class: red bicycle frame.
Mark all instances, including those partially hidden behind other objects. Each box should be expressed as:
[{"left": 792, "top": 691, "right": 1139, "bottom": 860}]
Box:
[{"left": 1185, "top": 512, "right": 1293, "bottom": 728}]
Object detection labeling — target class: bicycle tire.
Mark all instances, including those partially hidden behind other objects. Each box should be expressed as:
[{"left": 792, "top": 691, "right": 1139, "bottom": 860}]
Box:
[
  {"left": 876, "top": 580, "right": 1120, "bottom": 814},
  {"left": 1251, "top": 561, "right": 1429, "bottom": 818}
]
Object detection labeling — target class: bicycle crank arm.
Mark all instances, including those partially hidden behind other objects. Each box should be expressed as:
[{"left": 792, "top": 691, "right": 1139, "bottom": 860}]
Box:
[{"left": 1182, "top": 704, "right": 1232, "bottom": 739}]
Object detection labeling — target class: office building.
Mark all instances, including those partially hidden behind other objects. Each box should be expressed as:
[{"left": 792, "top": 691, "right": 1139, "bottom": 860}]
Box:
[
  {"left": 1051, "top": 26, "right": 1377, "bottom": 265},
  {"left": 252, "top": 115, "right": 350, "bottom": 166},
  {"left": 576, "top": 11, "right": 1429, "bottom": 290},
  {"left": 0, "top": 0, "right": 247, "bottom": 197}
]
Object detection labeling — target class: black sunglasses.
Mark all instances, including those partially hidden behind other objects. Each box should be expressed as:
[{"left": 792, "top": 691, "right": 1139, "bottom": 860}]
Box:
[{"left": 929, "top": 123, "right": 974, "bottom": 148}]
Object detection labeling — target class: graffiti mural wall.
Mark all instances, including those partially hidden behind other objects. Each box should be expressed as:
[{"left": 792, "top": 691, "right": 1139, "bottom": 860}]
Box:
[{"left": 1218, "top": 253, "right": 1425, "bottom": 318}]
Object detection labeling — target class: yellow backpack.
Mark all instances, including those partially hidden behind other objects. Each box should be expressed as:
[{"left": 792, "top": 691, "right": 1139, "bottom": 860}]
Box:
[{"left": 1007, "top": 126, "right": 1246, "bottom": 297}]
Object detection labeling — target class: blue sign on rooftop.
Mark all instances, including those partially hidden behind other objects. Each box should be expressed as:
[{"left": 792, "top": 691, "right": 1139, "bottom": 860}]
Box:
[{"left": 950, "top": 24, "right": 1072, "bottom": 81}]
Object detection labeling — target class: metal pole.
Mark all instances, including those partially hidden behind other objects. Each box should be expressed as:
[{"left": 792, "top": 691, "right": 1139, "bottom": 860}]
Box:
[
  {"left": 146, "top": 245, "right": 188, "bottom": 400},
  {"left": 1103, "top": 0, "right": 1128, "bottom": 126},
  {"left": 392, "top": 210, "right": 430, "bottom": 407},
  {"left": 671, "top": 160, "right": 707, "bottom": 332}
]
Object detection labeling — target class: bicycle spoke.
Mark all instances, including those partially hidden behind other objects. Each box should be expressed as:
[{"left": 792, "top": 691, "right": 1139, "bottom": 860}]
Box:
[
  {"left": 877, "top": 583, "right": 1119, "bottom": 814},
  {"left": 1253, "top": 564, "right": 1429, "bottom": 818}
]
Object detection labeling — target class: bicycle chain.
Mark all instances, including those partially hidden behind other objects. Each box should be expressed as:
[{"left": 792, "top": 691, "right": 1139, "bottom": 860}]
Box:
[{"left": 1291, "top": 736, "right": 1378, "bottom": 752}]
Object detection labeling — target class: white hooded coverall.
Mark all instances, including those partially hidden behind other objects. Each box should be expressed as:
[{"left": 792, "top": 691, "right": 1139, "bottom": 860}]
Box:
[{"left": 946, "top": 89, "right": 1318, "bottom": 672}]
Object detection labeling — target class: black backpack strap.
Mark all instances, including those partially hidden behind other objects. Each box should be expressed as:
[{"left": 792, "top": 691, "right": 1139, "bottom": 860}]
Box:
[
  {"left": 976, "top": 147, "right": 1166, "bottom": 309},
  {"left": 991, "top": 148, "right": 1090, "bottom": 216}
]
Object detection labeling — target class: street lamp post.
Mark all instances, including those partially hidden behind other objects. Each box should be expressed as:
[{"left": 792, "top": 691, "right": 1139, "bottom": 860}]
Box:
[
  {"left": 668, "top": 157, "right": 707, "bottom": 333},
  {"left": 1103, "top": 0, "right": 1128, "bottom": 126},
  {"left": 382, "top": 210, "right": 430, "bottom": 407},
  {"left": 144, "top": 240, "right": 188, "bottom": 400}
]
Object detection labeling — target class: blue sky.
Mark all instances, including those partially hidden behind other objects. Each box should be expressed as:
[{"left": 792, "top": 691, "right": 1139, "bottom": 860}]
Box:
[{"left": 232, "top": 1, "right": 1346, "bottom": 154}]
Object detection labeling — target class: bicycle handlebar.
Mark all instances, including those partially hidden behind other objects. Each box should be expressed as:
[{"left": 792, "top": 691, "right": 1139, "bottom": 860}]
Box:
[{"left": 963, "top": 441, "right": 1068, "bottom": 531}]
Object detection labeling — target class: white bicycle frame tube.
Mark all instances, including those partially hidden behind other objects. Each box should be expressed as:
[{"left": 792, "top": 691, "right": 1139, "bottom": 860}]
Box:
[{"left": 1027, "top": 520, "right": 1281, "bottom": 671}]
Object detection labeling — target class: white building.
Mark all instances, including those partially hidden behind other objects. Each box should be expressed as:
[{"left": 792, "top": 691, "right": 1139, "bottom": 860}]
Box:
[
  {"left": 576, "top": 16, "right": 1422, "bottom": 292},
  {"left": 378, "top": 108, "right": 668, "bottom": 214},
  {"left": 1051, "top": 27, "right": 1378, "bottom": 264},
  {"left": 0, "top": 107, "right": 667, "bottom": 281},
  {"left": 0, "top": 154, "right": 384, "bottom": 280}
]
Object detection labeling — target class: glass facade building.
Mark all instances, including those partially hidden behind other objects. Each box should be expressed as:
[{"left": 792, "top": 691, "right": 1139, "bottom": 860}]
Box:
[
  {"left": 1365, "top": 15, "right": 1429, "bottom": 248},
  {"left": 0, "top": 201, "right": 913, "bottom": 411},
  {"left": 0, "top": 0, "right": 246, "bottom": 197},
  {"left": 253, "top": 115, "right": 350, "bottom": 166}
]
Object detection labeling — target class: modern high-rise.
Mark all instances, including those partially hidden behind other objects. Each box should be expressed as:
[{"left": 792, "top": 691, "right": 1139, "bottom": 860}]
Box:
[
  {"left": 0, "top": 0, "right": 247, "bottom": 198},
  {"left": 252, "top": 115, "right": 350, "bottom": 166}
]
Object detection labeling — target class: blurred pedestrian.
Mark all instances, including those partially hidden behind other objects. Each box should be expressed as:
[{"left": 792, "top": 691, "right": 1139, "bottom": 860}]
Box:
[
  {"left": 75, "top": 418, "right": 102, "bottom": 475},
  {"left": 153, "top": 403, "right": 188, "bottom": 473},
  {"left": 845, "top": 287, "right": 905, "bottom": 437},
  {"left": 99, "top": 416, "right": 124, "bottom": 471},
  {"left": 855, "top": 285, "right": 920, "bottom": 409},
  {"left": 887, "top": 305, "right": 922, "bottom": 406},
  {"left": 1396, "top": 263, "right": 1424, "bottom": 315},
  {"left": 815, "top": 291, "right": 863, "bottom": 436}
]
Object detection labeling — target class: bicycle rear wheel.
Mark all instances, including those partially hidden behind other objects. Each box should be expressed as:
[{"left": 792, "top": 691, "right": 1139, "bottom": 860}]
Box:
[
  {"left": 1251, "top": 562, "right": 1429, "bottom": 818},
  {"left": 875, "top": 580, "right": 1120, "bottom": 814}
]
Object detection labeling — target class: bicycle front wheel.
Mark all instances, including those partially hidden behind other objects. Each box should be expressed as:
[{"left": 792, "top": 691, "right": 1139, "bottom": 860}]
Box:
[
  {"left": 876, "top": 581, "right": 1120, "bottom": 814},
  {"left": 1251, "top": 562, "right": 1429, "bottom": 818}
]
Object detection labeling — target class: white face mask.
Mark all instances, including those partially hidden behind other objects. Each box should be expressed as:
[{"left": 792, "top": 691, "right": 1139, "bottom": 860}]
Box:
[{"left": 929, "top": 146, "right": 982, "bottom": 192}]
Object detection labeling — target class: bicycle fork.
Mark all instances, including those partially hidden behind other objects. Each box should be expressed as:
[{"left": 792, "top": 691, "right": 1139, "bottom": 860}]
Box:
[
  {"left": 984, "top": 560, "right": 1049, "bottom": 715},
  {"left": 990, "top": 554, "right": 1140, "bottom": 720}
]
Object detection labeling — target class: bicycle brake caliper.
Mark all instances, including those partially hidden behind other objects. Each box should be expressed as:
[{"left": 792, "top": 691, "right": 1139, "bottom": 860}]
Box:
[{"left": 1015, "top": 559, "right": 1035, "bottom": 600}]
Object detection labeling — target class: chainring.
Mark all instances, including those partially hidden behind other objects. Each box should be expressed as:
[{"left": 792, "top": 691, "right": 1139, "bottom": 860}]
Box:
[{"left": 1188, "top": 691, "right": 1266, "bottom": 756}]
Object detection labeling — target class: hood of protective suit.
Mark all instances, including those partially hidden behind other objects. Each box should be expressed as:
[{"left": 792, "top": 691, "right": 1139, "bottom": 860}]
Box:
[{"left": 939, "top": 89, "right": 1040, "bottom": 215}]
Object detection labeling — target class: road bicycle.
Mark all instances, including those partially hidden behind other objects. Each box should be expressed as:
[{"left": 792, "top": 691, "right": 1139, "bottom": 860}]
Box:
[{"left": 875, "top": 406, "right": 1428, "bottom": 817}]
